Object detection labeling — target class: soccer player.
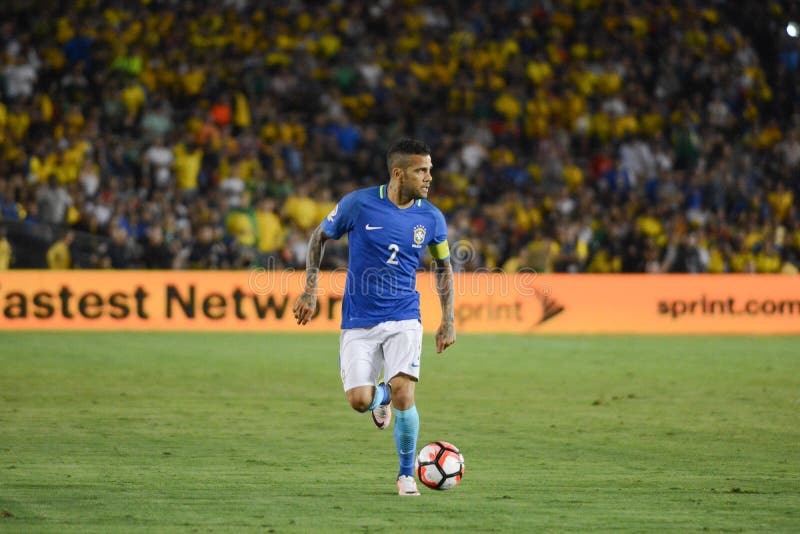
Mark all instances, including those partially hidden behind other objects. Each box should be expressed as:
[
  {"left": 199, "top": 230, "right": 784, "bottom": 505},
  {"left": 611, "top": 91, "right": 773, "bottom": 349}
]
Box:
[{"left": 292, "top": 138, "right": 456, "bottom": 496}]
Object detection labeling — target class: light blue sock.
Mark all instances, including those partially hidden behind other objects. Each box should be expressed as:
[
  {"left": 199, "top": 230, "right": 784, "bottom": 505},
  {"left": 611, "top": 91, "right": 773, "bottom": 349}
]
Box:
[
  {"left": 393, "top": 405, "right": 419, "bottom": 477},
  {"left": 367, "top": 383, "right": 391, "bottom": 411}
]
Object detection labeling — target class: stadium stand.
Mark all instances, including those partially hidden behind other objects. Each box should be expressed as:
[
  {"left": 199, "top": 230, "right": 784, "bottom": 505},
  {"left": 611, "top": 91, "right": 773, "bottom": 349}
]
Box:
[{"left": 0, "top": 0, "right": 798, "bottom": 273}]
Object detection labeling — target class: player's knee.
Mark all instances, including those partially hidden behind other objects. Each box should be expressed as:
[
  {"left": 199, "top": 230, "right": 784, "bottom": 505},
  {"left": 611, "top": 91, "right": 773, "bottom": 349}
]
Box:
[
  {"left": 389, "top": 375, "right": 416, "bottom": 410},
  {"left": 348, "top": 398, "right": 370, "bottom": 412},
  {"left": 392, "top": 390, "right": 414, "bottom": 410},
  {"left": 346, "top": 388, "right": 372, "bottom": 413}
]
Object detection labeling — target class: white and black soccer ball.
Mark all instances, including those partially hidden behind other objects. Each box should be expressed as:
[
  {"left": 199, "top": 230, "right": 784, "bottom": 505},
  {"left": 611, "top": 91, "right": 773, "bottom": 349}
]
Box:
[{"left": 415, "top": 441, "right": 465, "bottom": 490}]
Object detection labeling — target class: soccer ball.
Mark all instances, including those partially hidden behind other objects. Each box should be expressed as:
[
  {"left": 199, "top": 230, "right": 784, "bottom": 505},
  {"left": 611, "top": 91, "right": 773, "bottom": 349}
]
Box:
[{"left": 415, "top": 441, "right": 465, "bottom": 490}]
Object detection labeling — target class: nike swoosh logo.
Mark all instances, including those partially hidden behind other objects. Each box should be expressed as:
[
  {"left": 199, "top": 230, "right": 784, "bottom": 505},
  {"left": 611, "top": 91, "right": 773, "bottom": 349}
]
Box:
[
  {"left": 411, "top": 362, "right": 420, "bottom": 368},
  {"left": 365, "top": 224, "right": 383, "bottom": 230}
]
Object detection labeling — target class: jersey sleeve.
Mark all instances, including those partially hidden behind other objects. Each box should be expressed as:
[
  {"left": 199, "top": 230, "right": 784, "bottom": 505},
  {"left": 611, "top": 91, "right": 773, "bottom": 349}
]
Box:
[
  {"left": 320, "top": 191, "right": 361, "bottom": 240},
  {"left": 428, "top": 208, "right": 450, "bottom": 260}
]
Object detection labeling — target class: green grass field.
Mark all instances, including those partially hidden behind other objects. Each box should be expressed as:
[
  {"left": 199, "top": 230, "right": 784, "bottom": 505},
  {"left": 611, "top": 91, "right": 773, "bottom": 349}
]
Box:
[{"left": 1, "top": 333, "right": 798, "bottom": 533}]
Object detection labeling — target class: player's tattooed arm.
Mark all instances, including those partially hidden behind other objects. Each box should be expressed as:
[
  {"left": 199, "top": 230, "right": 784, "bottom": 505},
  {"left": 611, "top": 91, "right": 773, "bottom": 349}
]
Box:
[
  {"left": 293, "top": 225, "right": 330, "bottom": 325},
  {"left": 305, "top": 225, "right": 329, "bottom": 290},
  {"left": 434, "top": 257, "right": 456, "bottom": 353}
]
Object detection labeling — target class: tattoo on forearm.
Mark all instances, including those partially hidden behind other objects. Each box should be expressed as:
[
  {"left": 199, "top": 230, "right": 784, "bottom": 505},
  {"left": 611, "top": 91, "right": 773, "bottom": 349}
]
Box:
[
  {"left": 435, "top": 259, "right": 455, "bottom": 324},
  {"left": 305, "top": 226, "right": 327, "bottom": 293}
]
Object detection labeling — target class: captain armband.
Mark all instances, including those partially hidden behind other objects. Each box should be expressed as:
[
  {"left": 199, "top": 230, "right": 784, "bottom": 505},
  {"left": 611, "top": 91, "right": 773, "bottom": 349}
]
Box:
[{"left": 428, "top": 240, "right": 450, "bottom": 260}]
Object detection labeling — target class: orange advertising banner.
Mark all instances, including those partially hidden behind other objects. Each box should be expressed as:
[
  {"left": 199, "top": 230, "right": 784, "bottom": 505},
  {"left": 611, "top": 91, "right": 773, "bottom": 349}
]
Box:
[{"left": 0, "top": 271, "right": 798, "bottom": 334}]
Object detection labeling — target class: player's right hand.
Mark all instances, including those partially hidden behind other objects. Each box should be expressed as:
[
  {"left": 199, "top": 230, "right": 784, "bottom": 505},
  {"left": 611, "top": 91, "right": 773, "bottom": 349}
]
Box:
[{"left": 292, "top": 292, "right": 317, "bottom": 325}]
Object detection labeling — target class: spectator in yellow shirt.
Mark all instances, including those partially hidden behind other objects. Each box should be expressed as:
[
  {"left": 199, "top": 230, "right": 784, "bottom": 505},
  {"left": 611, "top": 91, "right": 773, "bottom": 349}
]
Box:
[
  {"left": 47, "top": 231, "right": 74, "bottom": 269},
  {"left": 0, "top": 227, "right": 12, "bottom": 270},
  {"left": 755, "top": 241, "right": 781, "bottom": 273},
  {"left": 255, "top": 197, "right": 285, "bottom": 264},
  {"left": 562, "top": 158, "right": 584, "bottom": 192},
  {"left": 315, "top": 189, "right": 337, "bottom": 225},
  {"left": 283, "top": 186, "right": 319, "bottom": 231},
  {"left": 767, "top": 181, "right": 793, "bottom": 223},
  {"left": 501, "top": 247, "right": 531, "bottom": 273},
  {"left": 527, "top": 231, "right": 559, "bottom": 273},
  {"left": 173, "top": 139, "right": 203, "bottom": 197}
]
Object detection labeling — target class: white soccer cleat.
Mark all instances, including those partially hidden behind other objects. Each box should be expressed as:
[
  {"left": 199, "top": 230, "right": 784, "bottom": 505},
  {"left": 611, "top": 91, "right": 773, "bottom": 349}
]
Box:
[
  {"left": 371, "top": 402, "right": 392, "bottom": 430},
  {"left": 397, "top": 475, "right": 421, "bottom": 496}
]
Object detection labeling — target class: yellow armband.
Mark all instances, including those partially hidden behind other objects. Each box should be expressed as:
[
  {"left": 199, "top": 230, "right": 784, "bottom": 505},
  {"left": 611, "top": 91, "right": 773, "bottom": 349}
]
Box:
[{"left": 428, "top": 240, "right": 450, "bottom": 260}]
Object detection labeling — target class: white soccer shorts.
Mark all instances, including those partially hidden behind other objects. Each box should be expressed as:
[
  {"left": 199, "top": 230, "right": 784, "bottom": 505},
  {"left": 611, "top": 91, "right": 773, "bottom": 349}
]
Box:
[{"left": 339, "top": 319, "right": 423, "bottom": 391}]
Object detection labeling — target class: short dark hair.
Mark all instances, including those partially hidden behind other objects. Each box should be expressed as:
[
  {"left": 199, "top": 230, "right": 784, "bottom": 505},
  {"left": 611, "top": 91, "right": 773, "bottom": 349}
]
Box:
[{"left": 387, "top": 138, "right": 431, "bottom": 173}]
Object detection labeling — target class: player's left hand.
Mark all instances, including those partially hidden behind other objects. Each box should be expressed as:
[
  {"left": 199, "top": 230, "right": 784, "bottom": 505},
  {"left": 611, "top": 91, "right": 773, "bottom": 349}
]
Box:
[{"left": 435, "top": 322, "right": 456, "bottom": 353}]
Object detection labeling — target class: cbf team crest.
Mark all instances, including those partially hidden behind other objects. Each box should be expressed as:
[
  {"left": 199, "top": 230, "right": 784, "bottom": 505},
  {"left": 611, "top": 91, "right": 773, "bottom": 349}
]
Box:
[{"left": 413, "top": 225, "right": 426, "bottom": 248}]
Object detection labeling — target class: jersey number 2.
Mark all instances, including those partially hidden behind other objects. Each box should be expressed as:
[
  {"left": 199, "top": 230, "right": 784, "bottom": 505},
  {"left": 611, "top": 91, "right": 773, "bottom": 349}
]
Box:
[{"left": 386, "top": 243, "right": 400, "bottom": 265}]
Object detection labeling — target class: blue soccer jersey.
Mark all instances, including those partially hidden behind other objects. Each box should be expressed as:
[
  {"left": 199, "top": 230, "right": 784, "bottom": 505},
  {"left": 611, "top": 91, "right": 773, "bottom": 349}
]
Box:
[{"left": 321, "top": 184, "right": 450, "bottom": 329}]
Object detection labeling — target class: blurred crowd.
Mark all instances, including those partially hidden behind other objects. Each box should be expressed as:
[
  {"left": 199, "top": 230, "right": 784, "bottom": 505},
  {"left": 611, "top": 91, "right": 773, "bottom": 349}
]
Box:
[{"left": 1, "top": 0, "right": 799, "bottom": 273}]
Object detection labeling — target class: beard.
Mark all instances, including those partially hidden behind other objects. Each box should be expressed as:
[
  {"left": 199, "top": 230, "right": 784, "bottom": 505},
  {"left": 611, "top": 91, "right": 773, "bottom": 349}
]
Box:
[{"left": 401, "top": 173, "right": 429, "bottom": 200}]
